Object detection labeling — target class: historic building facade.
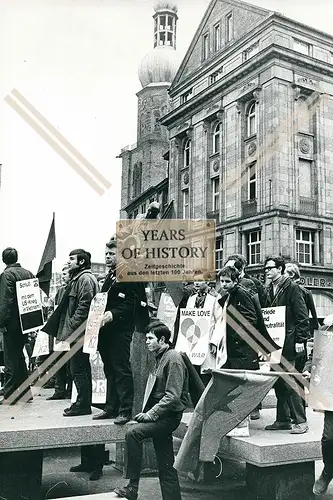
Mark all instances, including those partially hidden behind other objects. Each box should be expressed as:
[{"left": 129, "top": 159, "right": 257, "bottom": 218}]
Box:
[
  {"left": 119, "top": 1, "right": 180, "bottom": 220},
  {"left": 160, "top": 0, "right": 333, "bottom": 318}
]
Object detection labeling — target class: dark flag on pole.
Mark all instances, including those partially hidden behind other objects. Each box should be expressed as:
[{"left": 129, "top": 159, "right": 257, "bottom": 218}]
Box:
[{"left": 37, "top": 213, "right": 56, "bottom": 296}]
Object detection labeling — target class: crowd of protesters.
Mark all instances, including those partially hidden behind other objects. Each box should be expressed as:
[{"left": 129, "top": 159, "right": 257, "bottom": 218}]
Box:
[{"left": 0, "top": 236, "right": 330, "bottom": 498}]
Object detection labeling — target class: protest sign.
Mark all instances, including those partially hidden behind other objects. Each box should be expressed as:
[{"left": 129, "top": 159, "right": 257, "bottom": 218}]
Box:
[
  {"left": 308, "top": 328, "right": 333, "bottom": 411},
  {"left": 83, "top": 292, "right": 108, "bottom": 354},
  {"left": 72, "top": 351, "right": 106, "bottom": 404},
  {"left": 157, "top": 292, "right": 177, "bottom": 340},
  {"left": 32, "top": 330, "right": 50, "bottom": 358},
  {"left": 54, "top": 339, "right": 70, "bottom": 351},
  {"left": 175, "top": 308, "right": 211, "bottom": 365},
  {"left": 261, "top": 306, "right": 286, "bottom": 364},
  {"left": 16, "top": 278, "right": 44, "bottom": 334},
  {"left": 116, "top": 219, "right": 216, "bottom": 283}
]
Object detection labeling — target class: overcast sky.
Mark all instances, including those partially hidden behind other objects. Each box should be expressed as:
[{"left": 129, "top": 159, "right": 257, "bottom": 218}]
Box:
[{"left": 0, "top": 0, "right": 332, "bottom": 274}]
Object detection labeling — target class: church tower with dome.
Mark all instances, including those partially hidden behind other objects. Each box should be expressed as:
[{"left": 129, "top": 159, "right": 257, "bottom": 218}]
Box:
[{"left": 119, "top": 2, "right": 180, "bottom": 219}]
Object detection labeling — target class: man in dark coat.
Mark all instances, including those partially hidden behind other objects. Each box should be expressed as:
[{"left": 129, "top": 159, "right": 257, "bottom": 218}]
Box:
[
  {"left": 93, "top": 238, "right": 149, "bottom": 425},
  {"left": 264, "top": 256, "right": 310, "bottom": 434},
  {"left": 0, "top": 247, "right": 34, "bottom": 403},
  {"left": 209, "top": 266, "right": 266, "bottom": 371},
  {"left": 113, "top": 321, "right": 189, "bottom": 500},
  {"left": 49, "top": 249, "right": 99, "bottom": 417},
  {"left": 285, "top": 262, "right": 319, "bottom": 374},
  {"left": 46, "top": 265, "right": 72, "bottom": 400}
]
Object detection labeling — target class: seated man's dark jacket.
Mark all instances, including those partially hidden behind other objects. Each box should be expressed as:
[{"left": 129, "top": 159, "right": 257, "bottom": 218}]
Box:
[{"left": 143, "top": 345, "right": 190, "bottom": 421}]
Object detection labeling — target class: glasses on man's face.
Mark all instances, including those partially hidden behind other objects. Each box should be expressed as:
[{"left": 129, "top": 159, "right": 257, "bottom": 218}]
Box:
[{"left": 264, "top": 266, "right": 276, "bottom": 271}]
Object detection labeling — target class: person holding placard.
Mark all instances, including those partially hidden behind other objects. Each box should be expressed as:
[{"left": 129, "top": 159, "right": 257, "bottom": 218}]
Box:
[
  {"left": 264, "top": 256, "right": 310, "bottom": 434},
  {"left": 93, "top": 237, "right": 149, "bottom": 425},
  {"left": 47, "top": 265, "right": 72, "bottom": 400},
  {"left": 209, "top": 266, "right": 261, "bottom": 372},
  {"left": 0, "top": 247, "right": 34, "bottom": 404}
]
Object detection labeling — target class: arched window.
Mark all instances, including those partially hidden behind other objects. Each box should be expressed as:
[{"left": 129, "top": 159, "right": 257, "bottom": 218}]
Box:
[
  {"left": 247, "top": 101, "right": 257, "bottom": 137},
  {"left": 133, "top": 162, "right": 142, "bottom": 198},
  {"left": 213, "top": 122, "right": 222, "bottom": 154},
  {"left": 183, "top": 138, "right": 191, "bottom": 167}
]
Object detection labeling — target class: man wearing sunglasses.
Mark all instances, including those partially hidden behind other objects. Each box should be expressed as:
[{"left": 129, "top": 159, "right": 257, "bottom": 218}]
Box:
[{"left": 263, "top": 256, "right": 310, "bottom": 434}]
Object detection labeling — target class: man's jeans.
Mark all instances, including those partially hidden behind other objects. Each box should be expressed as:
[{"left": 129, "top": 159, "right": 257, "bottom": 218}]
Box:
[
  {"left": 70, "top": 347, "right": 92, "bottom": 408},
  {"left": 125, "top": 415, "right": 182, "bottom": 500}
]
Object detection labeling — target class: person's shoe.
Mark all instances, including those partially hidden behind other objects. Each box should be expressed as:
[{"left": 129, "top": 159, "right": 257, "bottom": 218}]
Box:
[
  {"left": 89, "top": 469, "right": 103, "bottom": 481},
  {"left": 313, "top": 471, "right": 332, "bottom": 495},
  {"left": 70, "top": 464, "right": 92, "bottom": 473},
  {"left": 250, "top": 408, "right": 260, "bottom": 420},
  {"left": 290, "top": 422, "right": 309, "bottom": 434},
  {"left": 114, "top": 414, "right": 131, "bottom": 425},
  {"left": 47, "top": 393, "right": 66, "bottom": 400},
  {"left": 265, "top": 421, "right": 292, "bottom": 430},
  {"left": 114, "top": 484, "right": 138, "bottom": 500},
  {"left": 63, "top": 406, "right": 92, "bottom": 417},
  {"left": 63, "top": 403, "right": 76, "bottom": 414},
  {"left": 92, "top": 410, "right": 118, "bottom": 420},
  {"left": 0, "top": 388, "right": 4, "bottom": 397}
]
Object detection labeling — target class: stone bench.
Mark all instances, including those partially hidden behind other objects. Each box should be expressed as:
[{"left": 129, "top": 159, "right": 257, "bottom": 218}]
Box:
[
  {"left": 218, "top": 408, "right": 323, "bottom": 500},
  {"left": 61, "top": 495, "right": 118, "bottom": 500},
  {"left": 0, "top": 392, "right": 130, "bottom": 500}
]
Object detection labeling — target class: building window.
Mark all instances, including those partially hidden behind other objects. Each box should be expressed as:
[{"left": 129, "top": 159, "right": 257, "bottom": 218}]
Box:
[
  {"left": 212, "top": 122, "right": 222, "bottom": 154},
  {"left": 133, "top": 162, "right": 142, "bottom": 198},
  {"left": 133, "top": 208, "right": 139, "bottom": 219},
  {"left": 247, "top": 101, "right": 257, "bottom": 137},
  {"left": 203, "top": 33, "right": 209, "bottom": 60},
  {"left": 247, "top": 230, "right": 261, "bottom": 265},
  {"left": 244, "top": 42, "right": 259, "bottom": 61},
  {"left": 181, "top": 89, "right": 193, "bottom": 104},
  {"left": 212, "top": 176, "right": 220, "bottom": 212},
  {"left": 226, "top": 13, "right": 233, "bottom": 42},
  {"left": 248, "top": 163, "right": 256, "bottom": 200},
  {"left": 183, "top": 138, "right": 191, "bottom": 167},
  {"left": 182, "top": 189, "right": 189, "bottom": 219},
  {"left": 214, "top": 23, "right": 221, "bottom": 51},
  {"left": 216, "top": 237, "right": 223, "bottom": 271},
  {"left": 299, "top": 159, "right": 312, "bottom": 198},
  {"left": 140, "top": 202, "right": 147, "bottom": 214},
  {"left": 209, "top": 67, "right": 223, "bottom": 85},
  {"left": 296, "top": 229, "right": 314, "bottom": 265},
  {"left": 293, "top": 39, "right": 310, "bottom": 56}
]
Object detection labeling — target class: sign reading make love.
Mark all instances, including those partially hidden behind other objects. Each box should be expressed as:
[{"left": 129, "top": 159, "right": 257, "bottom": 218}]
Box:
[
  {"left": 83, "top": 292, "right": 108, "bottom": 354},
  {"left": 175, "top": 308, "right": 211, "bottom": 365},
  {"left": 16, "top": 278, "right": 44, "bottom": 334}
]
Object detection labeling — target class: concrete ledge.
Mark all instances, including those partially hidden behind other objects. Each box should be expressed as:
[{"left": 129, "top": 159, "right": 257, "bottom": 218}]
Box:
[
  {"left": 0, "top": 392, "right": 129, "bottom": 452},
  {"left": 218, "top": 408, "right": 323, "bottom": 467},
  {"left": 61, "top": 495, "right": 119, "bottom": 500}
]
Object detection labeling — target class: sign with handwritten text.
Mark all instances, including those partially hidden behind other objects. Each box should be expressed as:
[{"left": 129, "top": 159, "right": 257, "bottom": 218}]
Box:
[
  {"left": 83, "top": 292, "right": 108, "bottom": 354},
  {"left": 16, "top": 278, "right": 44, "bottom": 334}
]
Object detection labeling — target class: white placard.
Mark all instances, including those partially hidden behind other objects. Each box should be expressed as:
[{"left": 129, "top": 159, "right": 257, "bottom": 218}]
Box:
[
  {"left": 16, "top": 278, "right": 44, "bottom": 334},
  {"left": 83, "top": 292, "right": 108, "bottom": 354},
  {"left": 54, "top": 339, "right": 70, "bottom": 351},
  {"left": 175, "top": 308, "right": 211, "bottom": 365},
  {"left": 72, "top": 351, "right": 106, "bottom": 404},
  {"left": 261, "top": 306, "right": 286, "bottom": 364},
  {"left": 32, "top": 330, "right": 49, "bottom": 358},
  {"left": 157, "top": 292, "right": 177, "bottom": 341}
]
